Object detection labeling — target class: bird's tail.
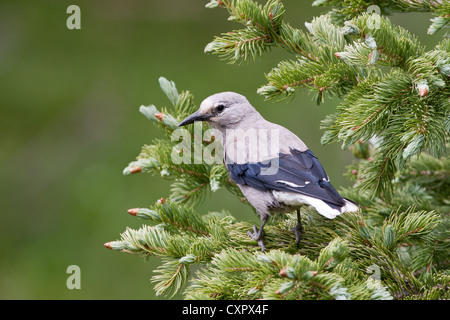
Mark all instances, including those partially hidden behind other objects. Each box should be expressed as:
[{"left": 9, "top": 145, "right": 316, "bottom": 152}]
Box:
[
  {"left": 301, "top": 196, "right": 358, "bottom": 219},
  {"left": 313, "top": 197, "right": 359, "bottom": 219},
  {"left": 341, "top": 198, "right": 359, "bottom": 213}
]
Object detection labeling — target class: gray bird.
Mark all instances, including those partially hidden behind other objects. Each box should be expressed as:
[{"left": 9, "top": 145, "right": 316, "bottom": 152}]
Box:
[{"left": 178, "top": 92, "right": 358, "bottom": 251}]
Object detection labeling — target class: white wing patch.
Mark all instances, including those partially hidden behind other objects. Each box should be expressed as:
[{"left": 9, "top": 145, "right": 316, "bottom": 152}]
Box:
[{"left": 276, "top": 180, "right": 310, "bottom": 188}]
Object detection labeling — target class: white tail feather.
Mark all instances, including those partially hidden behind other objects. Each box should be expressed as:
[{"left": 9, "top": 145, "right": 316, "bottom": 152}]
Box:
[{"left": 272, "top": 191, "right": 359, "bottom": 219}]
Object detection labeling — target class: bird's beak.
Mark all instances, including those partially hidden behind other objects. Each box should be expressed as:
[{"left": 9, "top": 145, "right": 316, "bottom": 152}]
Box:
[{"left": 178, "top": 111, "right": 210, "bottom": 127}]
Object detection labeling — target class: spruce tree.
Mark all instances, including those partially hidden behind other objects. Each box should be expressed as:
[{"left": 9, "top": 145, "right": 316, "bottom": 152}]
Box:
[{"left": 105, "top": 0, "right": 449, "bottom": 300}]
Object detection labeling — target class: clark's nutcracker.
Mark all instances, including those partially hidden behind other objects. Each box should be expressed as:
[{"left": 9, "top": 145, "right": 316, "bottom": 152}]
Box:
[{"left": 178, "top": 92, "right": 358, "bottom": 251}]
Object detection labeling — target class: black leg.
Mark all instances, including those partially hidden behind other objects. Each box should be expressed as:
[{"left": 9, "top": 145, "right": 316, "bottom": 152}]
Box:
[
  {"left": 248, "top": 216, "right": 268, "bottom": 252},
  {"left": 291, "top": 208, "right": 303, "bottom": 249}
]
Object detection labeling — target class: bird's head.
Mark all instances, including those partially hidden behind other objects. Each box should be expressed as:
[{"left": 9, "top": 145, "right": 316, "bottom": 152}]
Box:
[{"left": 178, "top": 92, "right": 258, "bottom": 129}]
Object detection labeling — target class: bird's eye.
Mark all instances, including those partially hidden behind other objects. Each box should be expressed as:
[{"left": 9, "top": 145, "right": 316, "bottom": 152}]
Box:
[{"left": 216, "top": 104, "right": 225, "bottom": 113}]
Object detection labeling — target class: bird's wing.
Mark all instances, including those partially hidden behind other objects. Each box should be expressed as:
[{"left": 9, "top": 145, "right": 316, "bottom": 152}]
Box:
[{"left": 227, "top": 148, "right": 345, "bottom": 206}]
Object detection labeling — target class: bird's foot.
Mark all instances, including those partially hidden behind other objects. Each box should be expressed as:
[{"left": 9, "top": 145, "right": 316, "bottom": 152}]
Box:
[
  {"left": 290, "top": 222, "right": 303, "bottom": 249},
  {"left": 248, "top": 225, "right": 266, "bottom": 252}
]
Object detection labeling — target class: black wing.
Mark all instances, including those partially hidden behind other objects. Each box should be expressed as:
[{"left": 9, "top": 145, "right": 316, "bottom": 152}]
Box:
[{"left": 227, "top": 148, "right": 345, "bottom": 206}]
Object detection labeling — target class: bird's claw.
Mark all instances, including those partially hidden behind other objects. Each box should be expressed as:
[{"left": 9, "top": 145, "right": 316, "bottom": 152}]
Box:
[
  {"left": 291, "top": 222, "right": 303, "bottom": 249},
  {"left": 248, "top": 225, "right": 266, "bottom": 252}
]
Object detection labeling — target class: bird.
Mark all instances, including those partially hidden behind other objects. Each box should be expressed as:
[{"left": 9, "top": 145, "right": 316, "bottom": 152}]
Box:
[{"left": 178, "top": 92, "right": 358, "bottom": 251}]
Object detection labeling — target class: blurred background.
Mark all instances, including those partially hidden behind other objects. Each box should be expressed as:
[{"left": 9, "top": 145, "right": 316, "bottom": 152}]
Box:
[{"left": 0, "top": 0, "right": 441, "bottom": 299}]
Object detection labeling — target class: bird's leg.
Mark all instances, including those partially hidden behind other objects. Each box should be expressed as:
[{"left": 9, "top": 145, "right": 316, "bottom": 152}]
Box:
[
  {"left": 248, "top": 215, "right": 268, "bottom": 252},
  {"left": 291, "top": 208, "right": 304, "bottom": 249}
]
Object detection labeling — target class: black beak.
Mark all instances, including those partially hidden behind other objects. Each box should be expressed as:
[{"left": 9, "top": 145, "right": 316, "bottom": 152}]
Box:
[{"left": 178, "top": 111, "right": 210, "bottom": 127}]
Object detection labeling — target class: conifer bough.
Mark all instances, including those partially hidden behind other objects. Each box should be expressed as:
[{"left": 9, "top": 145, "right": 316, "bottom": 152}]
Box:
[{"left": 105, "top": 0, "right": 449, "bottom": 300}]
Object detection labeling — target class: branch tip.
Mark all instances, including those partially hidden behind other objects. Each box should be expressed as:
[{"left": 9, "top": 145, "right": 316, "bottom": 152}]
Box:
[
  {"left": 279, "top": 266, "right": 288, "bottom": 278},
  {"left": 127, "top": 208, "right": 139, "bottom": 216},
  {"left": 129, "top": 166, "right": 142, "bottom": 174},
  {"left": 155, "top": 112, "right": 165, "bottom": 121}
]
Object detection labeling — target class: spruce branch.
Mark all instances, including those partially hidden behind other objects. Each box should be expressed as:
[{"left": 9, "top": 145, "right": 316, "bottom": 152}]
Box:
[
  {"left": 204, "top": 0, "right": 285, "bottom": 64},
  {"left": 206, "top": 2, "right": 448, "bottom": 196},
  {"left": 204, "top": 28, "right": 273, "bottom": 64},
  {"left": 121, "top": 77, "right": 244, "bottom": 205},
  {"left": 107, "top": 1, "right": 449, "bottom": 300},
  {"left": 313, "top": 0, "right": 450, "bottom": 35}
]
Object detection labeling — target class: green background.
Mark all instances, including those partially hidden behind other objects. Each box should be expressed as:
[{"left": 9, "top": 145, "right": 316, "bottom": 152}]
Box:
[{"left": 0, "top": 0, "right": 440, "bottom": 299}]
